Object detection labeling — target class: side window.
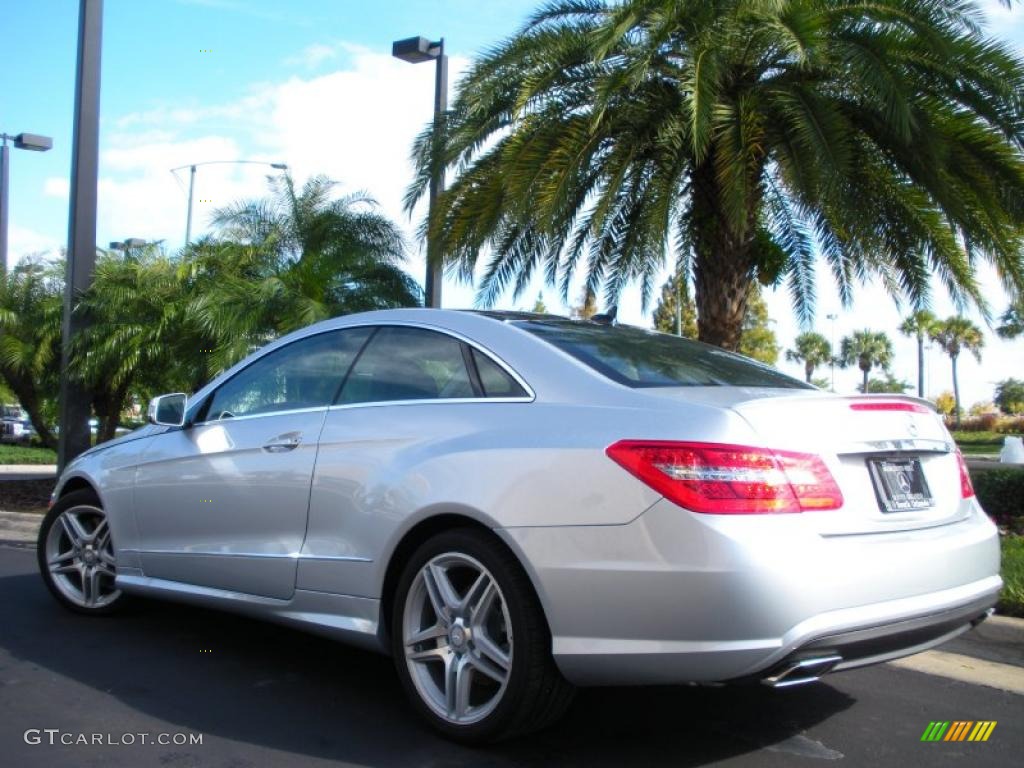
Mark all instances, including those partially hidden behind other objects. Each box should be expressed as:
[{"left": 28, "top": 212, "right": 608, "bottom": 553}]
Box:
[
  {"left": 206, "top": 328, "right": 371, "bottom": 420},
  {"left": 338, "top": 326, "right": 475, "bottom": 404},
  {"left": 471, "top": 348, "right": 528, "bottom": 398}
]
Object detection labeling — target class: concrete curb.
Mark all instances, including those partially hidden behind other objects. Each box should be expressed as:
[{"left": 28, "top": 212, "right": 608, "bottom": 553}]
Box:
[
  {"left": 0, "top": 465, "right": 57, "bottom": 482},
  {"left": 0, "top": 510, "right": 43, "bottom": 544},
  {"left": 889, "top": 650, "right": 1024, "bottom": 695}
]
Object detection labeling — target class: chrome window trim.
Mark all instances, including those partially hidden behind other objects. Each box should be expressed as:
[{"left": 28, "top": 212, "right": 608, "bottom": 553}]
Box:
[
  {"left": 191, "top": 405, "right": 329, "bottom": 429},
  {"left": 327, "top": 396, "right": 532, "bottom": 413},
  {"left": 189, "top": 321, "right": 535, "bottom": 428}
]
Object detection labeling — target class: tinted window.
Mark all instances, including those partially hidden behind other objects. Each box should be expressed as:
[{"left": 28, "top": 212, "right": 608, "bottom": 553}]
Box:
[
  {"left": 206, "top": 328, "right": 372, "bottom": 419},
  {"left": 338, "top": 327, "right": 475, "bottom": 404},
  {"left": 516, "top": 321, "right": 810, "bottom": 389},
  {"left": 471, "top": 348, "right": 528, "bottom": 398}
]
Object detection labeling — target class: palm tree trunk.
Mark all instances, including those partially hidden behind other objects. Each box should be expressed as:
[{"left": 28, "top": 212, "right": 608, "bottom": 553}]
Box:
[
  {"left": 862, "top": 366, "right": 870, "bottom": 394},
  {"left": 93, "top": 381, "right": 131, "bottom": 444},
  {"left": 690, "top": 162, "right": 755, "bottom": 351},
  {"left": 4, "top": 376, "right": 56, "bottom": 450},
  {"left": 805, "top": 362, "right": 813, "bottom": 383},
  {"left": 951, "top": 354, "right": 961, "bottom": 429},
  {"left": 916, "top": 332, "right": 925, "bottom": 398}
]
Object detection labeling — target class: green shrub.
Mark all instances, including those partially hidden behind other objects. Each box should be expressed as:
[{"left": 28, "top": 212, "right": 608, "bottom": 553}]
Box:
[
  {"left": 1000, "top": 536, "right": 1024, "bottom": 618},
  {"left": 973, "top": 469, "right": 1024, "bottom": 533},
  {"left": 996, "top": 415, "right": 1024, "bottom": 434}
]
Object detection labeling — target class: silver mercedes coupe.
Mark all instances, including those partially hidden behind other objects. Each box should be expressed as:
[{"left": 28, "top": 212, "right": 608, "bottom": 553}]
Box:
[{"left": 38, "top": 308, "right": 1001, "bottom": 742}]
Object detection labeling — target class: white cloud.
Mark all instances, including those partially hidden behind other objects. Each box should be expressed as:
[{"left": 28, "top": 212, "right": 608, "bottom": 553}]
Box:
[
  {"left": 284, "top": 42, "right": 344, "bottom": 69},
  {"left": 7, "top": 224, "right": 61, "bottom": 265},
  {"left": 43, "top": 177, "right": 70, "bottom": 199},
  {"left": 101, "top": 43, "right": 466, "bottom": 291}
]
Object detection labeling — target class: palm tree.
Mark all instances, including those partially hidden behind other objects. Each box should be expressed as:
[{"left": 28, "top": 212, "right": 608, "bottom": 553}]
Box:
[
  {"left": 839, "top": 330, "right": 894, "bottom": 395},
  {"left": 0, "top": 257, "right": 63, "bottom": 448},
  {"left": 930, "top": 316, "right": 985, "bottom": 428},
  {"left": 73, "top": 246, "right": 215, "bottom": 442},
  {"left": 786, "top": 332, "right": 832, "bottom": 384},
  {"left": 898, "top": 310, "right": 937, "bottom": 398},
  {"left": 195, "top": 174, "right": 421, "bottom": 366},
  {"left": 998, "top": 296, "right": 1023, "bottom": 339},
  {"left": 407, "top": 0, "right": 1024, "bottom": 351}
]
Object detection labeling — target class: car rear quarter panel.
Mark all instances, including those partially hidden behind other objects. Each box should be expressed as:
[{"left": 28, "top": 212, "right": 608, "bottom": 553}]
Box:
[{"left": 297, "top": 397, "right": 762, "bottom": 600}]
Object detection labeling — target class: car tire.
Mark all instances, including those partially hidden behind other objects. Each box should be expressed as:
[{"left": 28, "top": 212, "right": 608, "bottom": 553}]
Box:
[
  {"left": 391, "top": 527, "right": 574, "bottom": 743},
  {"left": 37, "top": 489, "right": 127, "bottom": 616}
]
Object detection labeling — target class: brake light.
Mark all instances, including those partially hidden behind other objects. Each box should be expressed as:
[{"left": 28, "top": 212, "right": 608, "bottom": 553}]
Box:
[
  {"left": 606, "top": 441, "right": 844, "bottom": 514},
  {"left": 849, "top": 401, "right": 930, "bottom": 413},
  {"left": 955, "top": 450, "right": 975, "bottom": 498}
]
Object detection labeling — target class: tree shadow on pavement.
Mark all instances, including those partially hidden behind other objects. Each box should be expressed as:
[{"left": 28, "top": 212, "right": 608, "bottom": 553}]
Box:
[{"left": 0, "top": 568, "right": 855, "bottom": 767}]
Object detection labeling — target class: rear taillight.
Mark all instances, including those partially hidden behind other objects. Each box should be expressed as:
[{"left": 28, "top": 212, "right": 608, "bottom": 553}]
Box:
[
  {"left": 606, "top": 441, "right": 844, "bottom": 514},
  {"left": 955, "top": 450, "right": 975, "bottom": 498}
]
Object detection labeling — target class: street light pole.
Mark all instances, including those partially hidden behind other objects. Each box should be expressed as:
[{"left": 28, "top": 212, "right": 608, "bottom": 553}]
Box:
[
  {"left": 826, "top": 312, "right": 838, "bottom": 392},
  {"left": 172, "top": 160, "right": 287, "bottom": 246},
  {"left": 393, "top": 35, "right": 448, "bottom": 308},
  {"left": 59, "top": 0, "right": 104, "bottom": 472},
  {"left": 0, "top": 141, "right": 7, "bottom": 275},
  {"left": 185, "top": 164, "right": 196, "bottom": 245},
  {"left": 0, "top": 132, "right": 53, "bottom": 274}
]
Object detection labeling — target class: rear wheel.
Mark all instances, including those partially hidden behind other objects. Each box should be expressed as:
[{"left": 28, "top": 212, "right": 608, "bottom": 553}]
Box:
[
  {"left": 391, "top": 528, "right": 574, "bottom": 743},
  {"left": 37, "top": 489, "right": 126, "bottom": 615}
]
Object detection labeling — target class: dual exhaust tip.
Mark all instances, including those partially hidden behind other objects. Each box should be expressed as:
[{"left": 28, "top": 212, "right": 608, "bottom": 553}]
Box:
[{"left": 761, "top": 654, "right": 843, "bottom": 688}]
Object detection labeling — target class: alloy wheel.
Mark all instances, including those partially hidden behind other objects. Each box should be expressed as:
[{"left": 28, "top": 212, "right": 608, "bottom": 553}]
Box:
[
  {"left": 402, "top": 552, "right": 513, "bottom": 725},
  {"left": 44, "top": 505, "right": 121, "bottom": 609}
]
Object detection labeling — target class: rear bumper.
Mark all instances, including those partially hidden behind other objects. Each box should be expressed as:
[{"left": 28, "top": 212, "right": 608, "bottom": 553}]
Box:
[
  {"left": 498, "top": 498, "right": 1001, "bottom": 686},
  {"left": 740, "top": 586, "right": 996, "bottom": 687}
]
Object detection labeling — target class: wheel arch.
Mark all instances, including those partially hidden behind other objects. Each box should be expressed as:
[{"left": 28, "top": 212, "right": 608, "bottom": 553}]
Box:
[
  {"left": 378, "top": 509, "right": 553, "bottom": 648},
  {"left": 57, "top": 474, "right": 101, "bottom": 503}
]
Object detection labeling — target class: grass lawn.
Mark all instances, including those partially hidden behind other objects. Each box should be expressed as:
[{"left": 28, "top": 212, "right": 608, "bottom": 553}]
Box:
[
  {"left": 1000, "top": 536, "right": 1024, "bottom": 618},
  {"left": 0, "top": 443, "right": 57, "bottom": 465}
]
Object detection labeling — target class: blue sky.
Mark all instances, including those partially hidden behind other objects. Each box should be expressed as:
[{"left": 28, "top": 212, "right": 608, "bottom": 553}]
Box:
[
  {"left": 1, "top": 0, "right": 539, "bottom": 253},
  {"left": 2, "top": 0, "right": 1023, "bottom": 403}
]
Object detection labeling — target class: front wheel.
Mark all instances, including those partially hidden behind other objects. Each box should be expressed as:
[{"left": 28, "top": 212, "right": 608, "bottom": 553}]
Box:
[
  {"left": 37, "top": 489, "right": 126, "bottom": 615},
  {"left": 391, "top": 528, "right": 574, "bottom": 743}
]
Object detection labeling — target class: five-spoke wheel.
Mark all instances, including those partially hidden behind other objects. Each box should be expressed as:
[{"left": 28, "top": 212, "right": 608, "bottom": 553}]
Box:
[
  {"left": 402, "top": 552, "right": 513, "bottom": 725},
  {"left": 392, "top": 528, "right": 574, "bottom": 743},
  {"left": 38, "top": 490, "right": 125, "bottom": 614}
]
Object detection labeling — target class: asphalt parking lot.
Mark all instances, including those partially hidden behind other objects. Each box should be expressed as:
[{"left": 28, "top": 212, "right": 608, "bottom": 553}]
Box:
[{"left": 1, "top": 542, "right": 1021, "bottom": 768}]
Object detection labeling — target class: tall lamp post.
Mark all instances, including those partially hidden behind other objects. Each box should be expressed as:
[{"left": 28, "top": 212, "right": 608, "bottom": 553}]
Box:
[
  {"left": 826, "top": 312, "right": 838, "bottom": 392},
  {"left": 0, "top": 132, "right": 53, "bottom": 273},
  {"left": 59, "top": 0, "right": 103, "bottom": 472},
  {"left": 392, "top": 35, "right": 448, "bottom": 308},
  {"left": 171, "top": 160, "right": 287, "bottom": 245}
]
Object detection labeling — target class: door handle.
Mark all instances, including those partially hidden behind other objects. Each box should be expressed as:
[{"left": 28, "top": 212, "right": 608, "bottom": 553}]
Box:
[{"left": 262, "top": 432, "right": 302, "bottom": 452}]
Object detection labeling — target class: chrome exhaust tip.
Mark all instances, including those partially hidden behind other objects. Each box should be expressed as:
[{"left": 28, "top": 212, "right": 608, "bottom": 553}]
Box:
[{"left": 761, "top": 654, "right": 843, "bottom": 688}]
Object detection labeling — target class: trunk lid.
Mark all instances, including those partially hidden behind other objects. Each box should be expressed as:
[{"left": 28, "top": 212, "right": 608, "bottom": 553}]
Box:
[{"left": 639, "top": 388, "right": 967, "bottom": 535}]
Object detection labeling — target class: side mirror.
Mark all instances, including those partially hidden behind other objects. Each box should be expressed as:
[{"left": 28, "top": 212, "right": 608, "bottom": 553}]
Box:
[{"left": 148, "top": 393, "right": 187, "bottom": 427}]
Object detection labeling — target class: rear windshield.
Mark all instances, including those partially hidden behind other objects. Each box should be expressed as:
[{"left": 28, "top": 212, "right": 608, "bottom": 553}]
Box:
[{"left": 515, "top": 321, "right": 810, "bottom": 389}]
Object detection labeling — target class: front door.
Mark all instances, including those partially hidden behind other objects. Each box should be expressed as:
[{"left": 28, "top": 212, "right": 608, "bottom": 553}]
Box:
[{"left": 132, "top": 327, "right": 373, "bottom": 599}]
